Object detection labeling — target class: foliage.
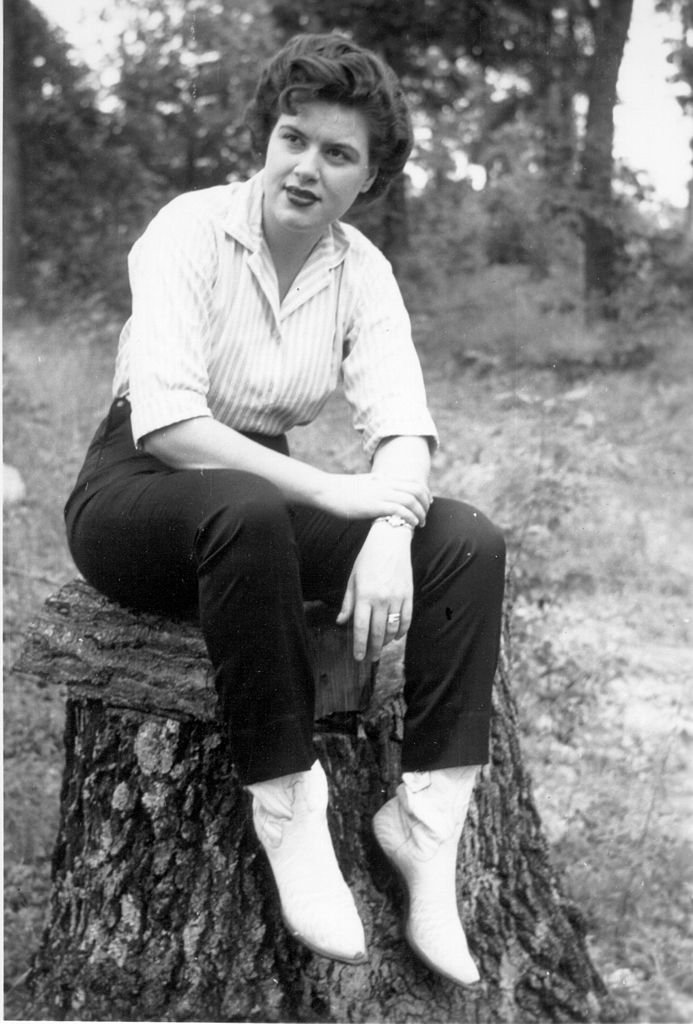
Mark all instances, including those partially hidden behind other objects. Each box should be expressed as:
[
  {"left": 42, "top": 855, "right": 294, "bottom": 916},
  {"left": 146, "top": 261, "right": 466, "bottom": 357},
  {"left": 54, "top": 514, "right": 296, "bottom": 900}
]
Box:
[
  {"left": 109, "top": 0, "right": 279, "bottom": 192},
  {"left": 7, "top": 0, "right": 163, "bottom": 309},
  {"left": 6, "top": 0, "right": 279, "bottom": 311},
  {"left": 657, "top": 0, "right": 693, "bottom": 114},
  {"left": 5, "top": 0, "right": 692, "bottom": 314},
  {"left": 257, "top": 0, "right": 662, "bottom": 308},
  {"left": 268, "top": 0, "right": 599, "bottom": 179}
]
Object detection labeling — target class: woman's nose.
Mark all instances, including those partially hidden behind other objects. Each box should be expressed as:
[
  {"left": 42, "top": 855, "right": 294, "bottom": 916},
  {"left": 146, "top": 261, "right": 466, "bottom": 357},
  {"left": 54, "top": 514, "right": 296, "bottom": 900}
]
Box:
[{"left": 293, "top": 147, "right": 320, "bottom": 181}]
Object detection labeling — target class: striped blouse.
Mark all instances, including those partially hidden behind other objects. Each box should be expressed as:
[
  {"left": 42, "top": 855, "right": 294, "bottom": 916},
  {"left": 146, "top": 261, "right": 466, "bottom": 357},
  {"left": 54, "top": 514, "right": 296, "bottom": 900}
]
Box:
[{"left": 113, "top": 171, "right": 438, "bottom": 458}]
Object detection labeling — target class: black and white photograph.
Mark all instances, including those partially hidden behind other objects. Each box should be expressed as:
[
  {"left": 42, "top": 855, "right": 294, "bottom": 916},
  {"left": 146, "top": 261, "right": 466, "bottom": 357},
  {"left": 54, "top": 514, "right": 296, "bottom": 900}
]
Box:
[{"left": 4, "top": 1, "right": 692, "bottom": 1021}]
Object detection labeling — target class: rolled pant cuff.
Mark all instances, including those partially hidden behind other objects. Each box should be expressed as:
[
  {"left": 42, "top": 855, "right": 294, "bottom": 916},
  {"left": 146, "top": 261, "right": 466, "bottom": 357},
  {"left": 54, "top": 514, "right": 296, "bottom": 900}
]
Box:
[
  {"left": 401, "top": 710, "right": 490, "bottom": 772},
  {"left": 231, "top": 718, "right": 316, "bottom": 786}
]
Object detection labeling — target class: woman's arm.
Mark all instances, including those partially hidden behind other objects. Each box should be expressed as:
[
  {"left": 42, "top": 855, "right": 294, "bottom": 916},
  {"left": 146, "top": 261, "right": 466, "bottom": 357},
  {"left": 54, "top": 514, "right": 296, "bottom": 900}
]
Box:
[
  {"left": 143, "top": 417, "right": 431, "bottom": 525},
  {"left": 336, "top": 435, "right": 432, "bottom": 661},
  {"left": 370, "top": 434, "right": 431, "bottom": 487}
]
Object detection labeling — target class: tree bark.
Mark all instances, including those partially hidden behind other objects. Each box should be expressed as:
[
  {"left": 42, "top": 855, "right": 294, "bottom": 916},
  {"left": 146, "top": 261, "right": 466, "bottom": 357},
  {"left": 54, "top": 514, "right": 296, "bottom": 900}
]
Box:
[
  {"left": 16, "top": 580, "right": 622, "bottom": 1023},
  {"left": 3, "top": 0, "right": 25, "bottom": 299},
  {"left": 579, "top": 0, "right": 634, "bottom": 317},
  {"left": 686, "top": 143, "right": 693, "bottom": 241},
  {"left": 536, "top": 6, "right": 580, "bottom": 192}
]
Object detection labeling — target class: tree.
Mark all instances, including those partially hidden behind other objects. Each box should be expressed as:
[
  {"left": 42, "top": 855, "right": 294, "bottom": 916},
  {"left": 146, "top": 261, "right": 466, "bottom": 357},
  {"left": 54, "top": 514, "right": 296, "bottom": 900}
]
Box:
[
  {"left": 3, "top": 0, "right": 96, "bottom": 300},
  {"left": 17, "top": 580, "right": 623, "bottom": 1023},
  {"left": 4, "top": 0, "right": 165, "bottom": 308},
  {"left": 110, "top": 0, "right": 279, "bottom": 192},
  {"left": 270, "top": 0, "right": 637, "bottom": 312},
  {"left": 269, "top": 0, "right": 493, "bottom": 267},
  {"left": 578, "top": 0, "right": 635, "bottom": 316},
  {"left": 3, "top": 0, "right": 24, "bottom": 297},
  {"left": 5, "top": 0, "right": 640, "bottom": 312},
  {"left": 4, "top": 0, "right": 280, "bottom": 309}
]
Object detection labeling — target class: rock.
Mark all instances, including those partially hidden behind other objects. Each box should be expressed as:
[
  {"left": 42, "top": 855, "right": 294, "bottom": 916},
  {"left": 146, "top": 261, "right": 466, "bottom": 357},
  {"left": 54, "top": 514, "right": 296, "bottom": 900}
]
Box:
[{"left": 3, "top": 463, "right": 26, "bottom": 505}]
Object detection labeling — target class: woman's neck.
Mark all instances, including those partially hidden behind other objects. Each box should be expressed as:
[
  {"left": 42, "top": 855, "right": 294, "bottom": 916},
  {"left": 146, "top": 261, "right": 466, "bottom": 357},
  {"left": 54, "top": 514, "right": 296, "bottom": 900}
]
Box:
[
  {"left": 267, "top": 235, "right": 320, "bottom": 303},
  {"left": 262, "top": 207, "right": 324, "bottom": 303}
]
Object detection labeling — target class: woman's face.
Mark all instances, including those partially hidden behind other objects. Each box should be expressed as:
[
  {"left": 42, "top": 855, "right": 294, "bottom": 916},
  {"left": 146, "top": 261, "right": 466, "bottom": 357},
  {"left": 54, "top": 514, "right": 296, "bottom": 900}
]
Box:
[{"left": 262, "top": 101, "right": 377, "bottom": 248}]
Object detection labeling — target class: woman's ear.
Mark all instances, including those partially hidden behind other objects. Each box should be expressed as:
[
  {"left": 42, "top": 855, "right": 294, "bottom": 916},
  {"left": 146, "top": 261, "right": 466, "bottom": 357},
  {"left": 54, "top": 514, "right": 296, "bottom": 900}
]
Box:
[{"left": 359, "top": 167, "right": 378, "bottom": 194}]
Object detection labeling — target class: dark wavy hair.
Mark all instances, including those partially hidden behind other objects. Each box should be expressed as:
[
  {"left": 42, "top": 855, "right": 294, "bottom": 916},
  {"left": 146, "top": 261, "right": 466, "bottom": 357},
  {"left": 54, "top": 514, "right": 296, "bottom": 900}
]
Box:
[{"left": 244, "top": 33, "right": 413, "bottom": 206}]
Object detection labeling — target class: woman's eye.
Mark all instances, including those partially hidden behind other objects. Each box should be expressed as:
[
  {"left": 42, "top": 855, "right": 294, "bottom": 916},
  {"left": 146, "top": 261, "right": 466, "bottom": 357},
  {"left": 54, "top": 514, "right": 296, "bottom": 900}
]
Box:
[{"left": 326, "top": 148, "right": 348, "bottom": 162}]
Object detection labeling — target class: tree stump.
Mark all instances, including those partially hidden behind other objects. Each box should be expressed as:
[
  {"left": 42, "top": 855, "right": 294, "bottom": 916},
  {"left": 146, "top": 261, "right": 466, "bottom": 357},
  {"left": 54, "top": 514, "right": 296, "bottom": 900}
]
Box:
[{"left": 16, "top": 579, "right": 621, "bottom": 1023}]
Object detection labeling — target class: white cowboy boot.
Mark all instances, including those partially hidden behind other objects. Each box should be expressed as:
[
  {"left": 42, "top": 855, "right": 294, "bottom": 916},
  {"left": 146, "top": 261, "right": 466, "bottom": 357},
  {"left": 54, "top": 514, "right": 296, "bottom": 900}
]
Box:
[
  {"left": 373, "top": 765, "right": 480, "bottom": 986},
  {"left": 248, "top": 759, "right": 367, "bottom": 964}
]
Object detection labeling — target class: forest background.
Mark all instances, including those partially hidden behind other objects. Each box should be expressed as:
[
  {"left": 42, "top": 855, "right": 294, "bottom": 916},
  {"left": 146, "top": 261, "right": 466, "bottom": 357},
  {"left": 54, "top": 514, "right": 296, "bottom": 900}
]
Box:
[{"left": 3, "top": 0, "right": 693, "bottom": 1020}]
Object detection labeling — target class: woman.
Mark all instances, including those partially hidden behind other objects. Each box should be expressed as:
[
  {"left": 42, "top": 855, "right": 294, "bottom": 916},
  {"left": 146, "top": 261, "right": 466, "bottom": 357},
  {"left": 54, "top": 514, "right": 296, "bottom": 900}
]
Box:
[{"left": 65, "top": 33, "right": 505, "bottom": 987}]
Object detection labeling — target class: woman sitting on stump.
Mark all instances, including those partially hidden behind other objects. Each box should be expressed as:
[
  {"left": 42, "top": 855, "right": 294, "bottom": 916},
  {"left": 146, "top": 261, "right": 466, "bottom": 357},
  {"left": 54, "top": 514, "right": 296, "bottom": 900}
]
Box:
[{"left": 65, "top": 33, "right": 505, "bottom": 987}]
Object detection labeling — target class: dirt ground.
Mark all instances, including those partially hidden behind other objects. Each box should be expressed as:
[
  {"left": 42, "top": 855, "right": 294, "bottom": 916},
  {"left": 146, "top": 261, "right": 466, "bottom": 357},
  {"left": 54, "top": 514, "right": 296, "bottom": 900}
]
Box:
[{"left": 4, "top": 305, "right": 693, "bottom": 1021}]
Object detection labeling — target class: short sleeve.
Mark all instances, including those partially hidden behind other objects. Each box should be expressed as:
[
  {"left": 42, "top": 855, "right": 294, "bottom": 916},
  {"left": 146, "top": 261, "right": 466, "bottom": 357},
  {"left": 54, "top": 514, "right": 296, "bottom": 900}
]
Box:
[
  {"left": 340, "top": 237, "right": 438, "bottom": 459},
  {"left": 123, "top": 197, "right": 219, "bottom": 445}
]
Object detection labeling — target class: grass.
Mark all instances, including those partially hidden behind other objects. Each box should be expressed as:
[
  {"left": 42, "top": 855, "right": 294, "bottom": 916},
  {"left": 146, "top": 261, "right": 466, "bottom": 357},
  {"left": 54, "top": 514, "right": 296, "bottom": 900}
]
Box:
[
  {"left": 3, "top": 302, "right": 116, "bottom": 1013},
  {"left": 4, "top": 272, "right": 693, "bottom": 1021}
]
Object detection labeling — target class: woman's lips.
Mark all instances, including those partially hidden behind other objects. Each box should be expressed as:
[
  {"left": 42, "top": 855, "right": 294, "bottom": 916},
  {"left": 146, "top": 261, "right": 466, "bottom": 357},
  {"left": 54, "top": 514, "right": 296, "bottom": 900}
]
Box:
[{"left": 285, "top": 186, "right": 319, "bottom": 206}]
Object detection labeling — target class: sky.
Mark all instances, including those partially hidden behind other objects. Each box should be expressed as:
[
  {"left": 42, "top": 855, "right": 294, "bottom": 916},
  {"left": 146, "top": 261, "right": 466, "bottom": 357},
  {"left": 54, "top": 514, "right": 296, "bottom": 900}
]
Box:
[
  {"left": 33, "top": 0, "right": 692, "bottom": 208},
  {"left": 614, "top": 0, "right": 691, "bottom": 207}
]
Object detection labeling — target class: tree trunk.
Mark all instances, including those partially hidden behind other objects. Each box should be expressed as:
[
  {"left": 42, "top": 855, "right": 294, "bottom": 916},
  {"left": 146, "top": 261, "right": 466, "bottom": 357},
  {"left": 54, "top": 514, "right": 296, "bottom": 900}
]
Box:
[
  {"left": 686, "top": 143, "right": 693, "bottom": 241},
  {"left": 3, "top": 0, "right": 25, "bottom": 299},
  {"left": 537, "top": 7, "right": 580, "bottom": 193},
  {"left": 15, "top": 580, "right": 622, "bottom": 1023},
  {"left": 579, "top": 0, "right": 634, "bottom": 318}
]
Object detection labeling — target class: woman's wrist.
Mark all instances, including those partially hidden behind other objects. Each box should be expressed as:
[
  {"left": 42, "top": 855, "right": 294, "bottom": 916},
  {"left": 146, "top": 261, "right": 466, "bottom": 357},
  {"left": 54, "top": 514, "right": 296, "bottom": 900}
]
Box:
[
  {"left": 370, "top": 516, "right": 415, "bottom": 544},
  {"left": 373, "top": 514, "right": 415, "bottom": 531}
]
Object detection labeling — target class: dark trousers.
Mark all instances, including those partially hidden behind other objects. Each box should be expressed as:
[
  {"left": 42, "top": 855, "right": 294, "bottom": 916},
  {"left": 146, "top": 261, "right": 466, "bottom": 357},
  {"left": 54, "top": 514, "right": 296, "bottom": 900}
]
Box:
[{"left": 65, "top": 398, "right": 506, "bottom": 785}]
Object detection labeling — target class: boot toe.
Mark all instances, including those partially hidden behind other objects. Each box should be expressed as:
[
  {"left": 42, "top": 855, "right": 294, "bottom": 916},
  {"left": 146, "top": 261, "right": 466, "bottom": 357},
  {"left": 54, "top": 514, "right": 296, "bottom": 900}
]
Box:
[
  {"left": 405, "top": 914, "right": 480, "bottom": 987},
  {"left": 283, "top": 900, "right": 367, "bottom": 963}
]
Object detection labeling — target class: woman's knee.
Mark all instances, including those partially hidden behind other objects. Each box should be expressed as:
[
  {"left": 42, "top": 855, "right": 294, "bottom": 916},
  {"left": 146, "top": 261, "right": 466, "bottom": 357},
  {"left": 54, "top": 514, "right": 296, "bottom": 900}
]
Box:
[
  {"left": 436, "top": 495, "right": 503, "bottom": 543},
  {"left": 417, "top": 497, "right": 506, "bottom": 581},
  {"left": 464, "top": 504, "right": 506, "bottom": 568}
]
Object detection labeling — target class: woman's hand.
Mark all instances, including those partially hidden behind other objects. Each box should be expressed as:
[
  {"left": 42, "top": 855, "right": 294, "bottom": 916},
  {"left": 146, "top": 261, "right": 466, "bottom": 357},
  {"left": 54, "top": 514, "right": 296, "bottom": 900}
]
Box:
[
  {"left": 318, "top": 472, "right": 432, "bottom": 528},
  {"left": 336, "top": 521, "right": 414, "bottom": 662}
]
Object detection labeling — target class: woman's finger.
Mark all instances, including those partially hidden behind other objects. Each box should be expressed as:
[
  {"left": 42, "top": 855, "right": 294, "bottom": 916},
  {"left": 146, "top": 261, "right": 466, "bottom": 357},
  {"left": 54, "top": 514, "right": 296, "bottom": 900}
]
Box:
[
  {"left": 351, "top": 600, "right": 372, "bottom": 662},
  {"left": 366, "top": 604, "right": 389, "bottom": 662},
  {"left": 336, "top": 572, "right": 356, "bottom": 626},
  {"left": 397, "top": 596, "right": 413, "bottom": 641},
  {"left": 384, "top": 607, "right": 403, "bottom": 646}
]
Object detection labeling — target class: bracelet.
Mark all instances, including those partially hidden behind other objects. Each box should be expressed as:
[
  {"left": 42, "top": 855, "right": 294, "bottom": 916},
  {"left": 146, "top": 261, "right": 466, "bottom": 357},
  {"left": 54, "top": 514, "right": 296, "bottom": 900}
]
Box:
[{"left": 374, "top": 514, "right": 415, "bottom": 531}]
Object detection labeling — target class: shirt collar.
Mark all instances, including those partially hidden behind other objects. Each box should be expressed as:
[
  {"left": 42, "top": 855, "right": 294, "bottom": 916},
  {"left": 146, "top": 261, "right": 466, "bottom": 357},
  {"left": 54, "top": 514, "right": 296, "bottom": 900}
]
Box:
[{"left": 222, "top": 170, "right": 351, "bottom": 270}]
